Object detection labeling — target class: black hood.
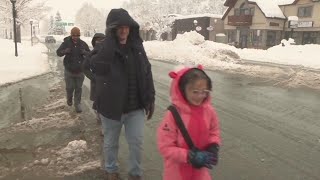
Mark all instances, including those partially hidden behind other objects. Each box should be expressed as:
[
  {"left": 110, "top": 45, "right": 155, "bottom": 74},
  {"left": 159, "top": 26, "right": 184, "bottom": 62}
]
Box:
[
  {"left": 105, "top": 8, "right": 142, "bottom": 44},
  {"left": 106, "top": 8, "right": 139, "bottom": 29},
  {"left": 91, "top": 33, "right": 105, "bottom": 47}
]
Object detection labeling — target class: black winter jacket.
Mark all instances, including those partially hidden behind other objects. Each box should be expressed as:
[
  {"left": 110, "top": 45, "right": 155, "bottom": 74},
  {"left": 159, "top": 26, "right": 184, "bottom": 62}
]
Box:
[
  {"left": 92, "top": 8, "right": 155, "bottom": 120},
  {"left": 82, "top": 33, "right": 105, "bottom": 101},
  {"left": 56, "top": 37, "right": 90, "bottom": 73}
]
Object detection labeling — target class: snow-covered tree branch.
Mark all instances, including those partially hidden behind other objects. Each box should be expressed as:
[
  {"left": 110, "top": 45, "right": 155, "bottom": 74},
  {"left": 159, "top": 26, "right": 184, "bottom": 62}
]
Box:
[{"left": 75, "top": 3, "right": 106, "bottom": 37}]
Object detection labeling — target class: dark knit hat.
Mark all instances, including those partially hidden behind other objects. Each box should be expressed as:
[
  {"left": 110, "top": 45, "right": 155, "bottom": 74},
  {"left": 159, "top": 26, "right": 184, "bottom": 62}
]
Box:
[{"left": 71, "top": 27, "right": 80, "bottom": 36}]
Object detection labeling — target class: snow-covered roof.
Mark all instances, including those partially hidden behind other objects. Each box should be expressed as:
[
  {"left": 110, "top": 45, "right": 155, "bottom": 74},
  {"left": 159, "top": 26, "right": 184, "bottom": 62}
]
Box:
[
  {"left": 175, "top": 13, "right": 223, "bottom": 20},
  {"left": 288, "top": 16, "right": 298, "bottom": 21},
  {"left": 223, "top": 0, "right": 286, "bottom": 19},
  {"left": 249, "top": 0, "right": 286, "bottom": 19},
  {"left": 275, "top": 0, "right": 296, "bottom": 5}
]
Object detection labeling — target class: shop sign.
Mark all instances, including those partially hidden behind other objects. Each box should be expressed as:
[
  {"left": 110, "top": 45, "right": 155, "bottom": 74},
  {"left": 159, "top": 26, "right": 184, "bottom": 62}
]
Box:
[
  {"left": 270, "top": 22, "right": 279, "bottom": 26},
  {"left": 289, "top": 20, "right": 298, "bottom": 28},
  {"left": 298, "top": 21, "right": 313, "bottom": 28}
]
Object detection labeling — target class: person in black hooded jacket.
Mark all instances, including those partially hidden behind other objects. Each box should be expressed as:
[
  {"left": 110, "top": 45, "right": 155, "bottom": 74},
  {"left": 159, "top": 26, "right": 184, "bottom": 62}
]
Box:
[
  {"left": 56, "top": 27, "right": 90, "bottom": 113},
  {"left": 82, "top": 33, "right": 105, "bottom": 135},
  {"left": 82, "top": 33, "right": 105, "bottom": 111},
  {"left": 91, "top": 8, "right": 155, "bottom": 180}
]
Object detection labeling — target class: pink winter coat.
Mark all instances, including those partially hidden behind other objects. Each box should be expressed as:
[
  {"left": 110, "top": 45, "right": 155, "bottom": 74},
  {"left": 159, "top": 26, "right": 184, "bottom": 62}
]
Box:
[{"left": 157, "top": 66, "right": 221, "bottom": 180}]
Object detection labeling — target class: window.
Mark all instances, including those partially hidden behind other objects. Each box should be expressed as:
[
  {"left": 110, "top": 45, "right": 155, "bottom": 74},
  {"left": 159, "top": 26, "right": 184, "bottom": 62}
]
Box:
[
  {"left": 298, "top": 6, "right": 313, "bottom": 17},
  {"left": 235, "top": 2, "right": 253, "bottom": 16},
  {"left": 228, "top": 30, "right": 236, "bottom": 43}
]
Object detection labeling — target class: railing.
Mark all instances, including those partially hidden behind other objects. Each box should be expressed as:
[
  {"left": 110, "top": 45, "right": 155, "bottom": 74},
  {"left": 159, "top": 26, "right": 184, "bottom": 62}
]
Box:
[{"left": 228, "top": 15, "right": 253, "bottom": 26}]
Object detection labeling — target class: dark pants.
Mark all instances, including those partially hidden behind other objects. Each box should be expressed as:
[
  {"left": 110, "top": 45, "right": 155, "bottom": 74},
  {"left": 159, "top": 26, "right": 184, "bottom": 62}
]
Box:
[{"left": 64, "top": 70, "right": 85, "bottom": 105}]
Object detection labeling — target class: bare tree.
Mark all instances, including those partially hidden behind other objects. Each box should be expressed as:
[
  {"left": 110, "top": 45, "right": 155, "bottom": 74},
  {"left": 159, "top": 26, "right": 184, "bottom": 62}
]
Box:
[
  {"left": 122, "top": 0, "right": 226, "bottom": 40},
  {"left": 0, "top": 0, "right": 50, "bottom": 28},
  {"left": 75, "top": 3, "right": 105, "bottom": 37}
]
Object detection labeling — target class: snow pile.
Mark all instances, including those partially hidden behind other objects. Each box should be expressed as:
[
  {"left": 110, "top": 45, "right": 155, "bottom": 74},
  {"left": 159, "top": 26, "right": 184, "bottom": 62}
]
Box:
[
  {"left": 144, "top": 31, "right": 320, "bottom": 70},
  {"left": 281, "top": 38, "right": 295, "bottom": 46},
  {"left": 144, "top": 31, "right": 241, "bottom": 69},
  {"left": 175, "top": 31, "right": 205, "bottom": 45},
  {"left": 58, "top": 140, "right": 88, "bottom": 159},
  {"left": 241, "top": 42, "right": 320, "bottom": 69}
]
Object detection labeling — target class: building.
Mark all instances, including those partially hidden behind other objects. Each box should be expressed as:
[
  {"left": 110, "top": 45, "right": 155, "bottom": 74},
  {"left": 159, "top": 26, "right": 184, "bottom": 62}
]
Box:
[
  {"left": 223, "top": 0, "right": 286, "bottom": 49},
  {"left": 172, "top": 13, "right": 224, "bottom": 41},
  {"left": 279, "top": 0, "right": 320, "bottom": 45},
  {"left": 223, "top": 0, "right": 320, "bottom": 49}
]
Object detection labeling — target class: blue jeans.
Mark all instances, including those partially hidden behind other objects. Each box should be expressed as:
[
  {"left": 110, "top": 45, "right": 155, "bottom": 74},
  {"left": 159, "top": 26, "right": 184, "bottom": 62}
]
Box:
[{"left": 100, "top": 109, "right": 145, "bottom": 176}]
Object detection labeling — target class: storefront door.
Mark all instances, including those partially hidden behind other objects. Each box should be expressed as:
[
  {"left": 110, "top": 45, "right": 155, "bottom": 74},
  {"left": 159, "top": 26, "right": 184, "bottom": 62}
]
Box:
[
  {"left": 266, "top": 31, "right": 276, "bottom": 47},
  {"left": 239, "top": 29, "right": 248, "bottom": 48}
]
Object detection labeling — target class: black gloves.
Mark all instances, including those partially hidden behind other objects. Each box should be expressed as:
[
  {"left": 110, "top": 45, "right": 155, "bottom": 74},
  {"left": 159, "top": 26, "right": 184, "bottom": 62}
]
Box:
[
  {"left": 145, "top": 102, "right": 154, "bottom": 120},
  {"left": 63, "top": 48, "right": 71, "bottom": 55},
  {"left": 206, "top": 143, "right": 219, "bottom": 165},
  {"left": 188, "top": 148, "right": 215, "bottom": 169}
]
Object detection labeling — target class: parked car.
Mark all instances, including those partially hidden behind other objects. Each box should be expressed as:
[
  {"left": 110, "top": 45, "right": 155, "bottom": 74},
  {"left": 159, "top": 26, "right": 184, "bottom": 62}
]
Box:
[{"left": 45, "top": 36, "right": 56, "bottom": 43}]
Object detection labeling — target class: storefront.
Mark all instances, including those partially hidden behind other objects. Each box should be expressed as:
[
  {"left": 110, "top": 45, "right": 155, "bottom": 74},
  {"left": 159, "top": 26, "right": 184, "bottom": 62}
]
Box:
[
  {"left": 226, "top": 29, "right": 283, "bottom": 49},
  {"left": 285, "top": 21, "right": 320, "bottom": 45}
]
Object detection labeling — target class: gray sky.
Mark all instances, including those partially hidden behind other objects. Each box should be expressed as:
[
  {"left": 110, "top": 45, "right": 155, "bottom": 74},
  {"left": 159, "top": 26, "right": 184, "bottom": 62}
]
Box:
[{"left": 44, "top": 0, "right": 127, "bottom": 21}]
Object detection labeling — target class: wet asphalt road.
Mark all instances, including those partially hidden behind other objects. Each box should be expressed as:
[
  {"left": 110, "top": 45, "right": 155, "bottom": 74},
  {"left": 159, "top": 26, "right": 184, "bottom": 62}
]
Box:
[
  {"left": 1, "top": 42, "right": 320, "bottom": 180},
  {"left": 150, "top": 60, "right": 320, "bottom": 180}
]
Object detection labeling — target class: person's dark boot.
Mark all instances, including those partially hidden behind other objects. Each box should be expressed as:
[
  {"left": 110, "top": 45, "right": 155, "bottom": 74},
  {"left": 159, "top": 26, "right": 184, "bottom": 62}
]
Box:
[
  {"left": 67, "top": 97, "right": 73, "bottom": 106},
  {"left": 75, "top": 104, "right": 82, "bottom": 113}
]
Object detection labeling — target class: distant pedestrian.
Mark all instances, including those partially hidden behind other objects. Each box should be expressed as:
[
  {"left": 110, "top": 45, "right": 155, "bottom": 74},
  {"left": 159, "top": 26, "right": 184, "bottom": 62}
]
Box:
[
  {"left": 91, "top": 8, "right": 155, "bottom": 180},
  {"left": 157, "top": 65, "right": 221, "bottom": 180},
  {"left": 82, "top": 33, "right": 105, "bottom": 125},
  {"left": 56, "top": 27, "right": 90, "bottom": 113}
]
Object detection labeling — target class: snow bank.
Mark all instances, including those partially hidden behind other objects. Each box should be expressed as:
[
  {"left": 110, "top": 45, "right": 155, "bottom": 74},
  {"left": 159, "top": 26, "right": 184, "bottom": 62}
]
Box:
[
  {"left": 144, "top": 31, "right": 242, "bottom": 70},
  {"left": 0, "top": 39, "right": 50, "bottom": 86},
  {"left": 144, "top": 31, "right": 320, "bottom": 70},
  {"left": 240, "top": 41, "right": 320, "bottom": 69}
]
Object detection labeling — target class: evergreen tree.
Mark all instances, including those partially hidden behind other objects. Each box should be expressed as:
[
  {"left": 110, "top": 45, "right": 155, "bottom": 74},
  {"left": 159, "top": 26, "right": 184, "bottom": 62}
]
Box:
[
  {"left": 48, "top": 16, "right": 54, "bottom": 35},
  {"left": 53, "top": 11, "right": 64, "bottom": 35}
]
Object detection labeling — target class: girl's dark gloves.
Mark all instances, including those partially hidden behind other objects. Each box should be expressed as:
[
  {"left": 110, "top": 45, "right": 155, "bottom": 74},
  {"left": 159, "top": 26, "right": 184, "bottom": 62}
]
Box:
[
  {"left": 188, "top": 148, "right": 215, "bottom": 169},
  {"left": 206, "top": 143, "right": 219, "bottom": 165}
]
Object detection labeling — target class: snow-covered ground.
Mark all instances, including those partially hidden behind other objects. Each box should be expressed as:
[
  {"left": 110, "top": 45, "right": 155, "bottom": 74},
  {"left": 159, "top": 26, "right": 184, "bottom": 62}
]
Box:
[
  {"left": 144, "top": 31, "right": 320, "bottom": 69},
  {"left": 0, "top": 38, "right": 49, "bottom": 86},
  {"left": 1, "top": 31, "right": 320, "bottom": 87},
  {"left": 144, "top": 31, "right": 320, "bottom": 90},
  {"left": 1, "top": 32, "right": 320, "bottom": 178}
]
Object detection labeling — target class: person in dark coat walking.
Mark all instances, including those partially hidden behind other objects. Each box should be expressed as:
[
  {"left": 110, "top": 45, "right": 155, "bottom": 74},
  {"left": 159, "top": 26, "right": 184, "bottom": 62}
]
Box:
[
  {"left": 56, "top": 27, "right": 90, "bottom": 113},
  {"left": 82, "top": 33, "right": 105, "bottom": 127},
  {"left": 83, "top": 33, "right": 105, "bottom": 110},
  {"left": 91, "top": 8, "right": 155, "bottom": 180}
]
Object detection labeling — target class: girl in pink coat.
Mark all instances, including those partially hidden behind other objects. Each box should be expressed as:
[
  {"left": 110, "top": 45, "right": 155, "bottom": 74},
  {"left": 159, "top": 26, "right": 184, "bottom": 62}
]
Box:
[{"left": 157, "top": 65, "right": 221, "bottom": 180}]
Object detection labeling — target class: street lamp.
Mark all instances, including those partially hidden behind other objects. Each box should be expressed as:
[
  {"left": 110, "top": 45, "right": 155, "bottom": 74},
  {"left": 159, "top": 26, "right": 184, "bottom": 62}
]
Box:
[
  {"left": 30, "top": 20, "right": 33, "bottom": 46},
  {"left": 288, "top": 16, "right": 298, "bottom": 39},
  {"left": 10, "top": 0, "right": 18, "bottom": 57}
]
